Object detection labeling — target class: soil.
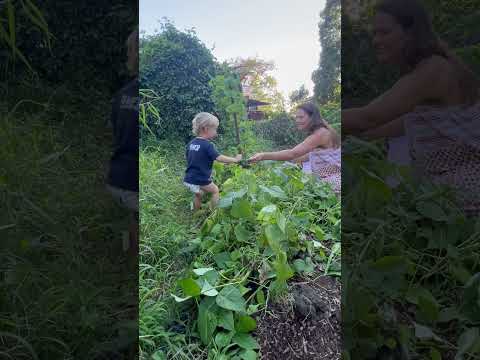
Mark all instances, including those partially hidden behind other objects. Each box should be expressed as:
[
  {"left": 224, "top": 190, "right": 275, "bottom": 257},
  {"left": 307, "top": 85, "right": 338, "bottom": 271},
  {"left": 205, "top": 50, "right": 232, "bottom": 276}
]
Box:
[{"left": 256, "top": 275, "right": 341, "bottom": 360}]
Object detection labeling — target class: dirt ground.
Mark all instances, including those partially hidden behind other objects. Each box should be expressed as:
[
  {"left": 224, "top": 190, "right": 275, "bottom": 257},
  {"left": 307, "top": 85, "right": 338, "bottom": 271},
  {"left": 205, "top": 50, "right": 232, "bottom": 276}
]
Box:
[{"left": 256, "top": 275, "right": 341, "bottom": 360}]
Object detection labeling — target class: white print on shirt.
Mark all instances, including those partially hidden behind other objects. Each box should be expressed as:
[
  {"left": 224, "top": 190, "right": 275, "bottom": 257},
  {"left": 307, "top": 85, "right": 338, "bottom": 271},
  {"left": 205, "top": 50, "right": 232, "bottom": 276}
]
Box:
[
  {"left": 120, "top": 95, "right": 140, "bottom": 111},
  {"left": 189, "top": 144, "right": 201, "bottom": 151}
]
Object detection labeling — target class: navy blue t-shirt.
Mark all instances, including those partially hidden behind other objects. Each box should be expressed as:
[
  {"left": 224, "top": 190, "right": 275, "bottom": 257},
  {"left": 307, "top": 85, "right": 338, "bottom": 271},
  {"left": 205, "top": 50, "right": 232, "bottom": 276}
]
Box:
[
  {"left": 184, "top": 138, "right": 220, "bottom": 185},
  {"left": 107, "top": 77, "right": 139, "bottom": 192}
]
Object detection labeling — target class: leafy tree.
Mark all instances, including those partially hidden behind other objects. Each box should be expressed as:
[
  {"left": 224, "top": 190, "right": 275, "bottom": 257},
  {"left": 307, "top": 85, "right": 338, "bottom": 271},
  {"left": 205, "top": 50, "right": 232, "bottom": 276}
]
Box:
[
  {"left": 312, "top": 0, "right": 341, "bottom": 104},
  {"left": 230, "top": 56, "right": 286, "bottom": 114},
  {"left": 289, "top": 84, "right": 310, "bottom": 108},
  {"left": 210, "top": 64, "right": 247, "bottom": 149},
  {"left": 140, "top": 21, "right": 216, "bottom": 142}
]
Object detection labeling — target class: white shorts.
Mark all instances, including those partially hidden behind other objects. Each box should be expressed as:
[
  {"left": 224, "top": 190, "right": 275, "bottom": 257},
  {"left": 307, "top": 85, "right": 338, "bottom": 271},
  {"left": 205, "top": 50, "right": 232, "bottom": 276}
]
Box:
[
  {"left": 106, "top": 184, "right": 139, "bottom": 212},
  {"left": 184, "top": 182, "right": 203, "bottom": 194}
]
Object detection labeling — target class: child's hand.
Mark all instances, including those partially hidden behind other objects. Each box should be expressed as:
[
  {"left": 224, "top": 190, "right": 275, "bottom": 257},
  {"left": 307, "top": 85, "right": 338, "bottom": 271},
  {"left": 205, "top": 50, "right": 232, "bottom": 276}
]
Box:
[{"left": 235, "top": 154, "right": 242, "bottom": 162}]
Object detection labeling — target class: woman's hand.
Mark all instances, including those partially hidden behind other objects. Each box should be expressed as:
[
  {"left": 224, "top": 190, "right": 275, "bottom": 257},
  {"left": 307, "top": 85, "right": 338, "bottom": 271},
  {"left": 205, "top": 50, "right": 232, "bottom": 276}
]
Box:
[{"left": 248, "top": 153, "right": 264, "bottom": 163}]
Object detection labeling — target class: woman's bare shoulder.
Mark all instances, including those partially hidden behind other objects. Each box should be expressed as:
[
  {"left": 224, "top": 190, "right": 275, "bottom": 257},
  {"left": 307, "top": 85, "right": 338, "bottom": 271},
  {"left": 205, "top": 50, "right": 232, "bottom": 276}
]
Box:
[
  {"left": 308, "top": 128, "right": 332, "bottom": 146},
  {"left": 414, "top": 55, "right": 452, "bottom": 78}
]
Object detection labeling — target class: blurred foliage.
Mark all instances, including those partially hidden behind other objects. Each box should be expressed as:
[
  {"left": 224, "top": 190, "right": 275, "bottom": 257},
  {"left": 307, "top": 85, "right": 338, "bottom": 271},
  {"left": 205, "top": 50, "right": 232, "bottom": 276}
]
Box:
[
  {"left": 253, "top": 112, "right": 305, "bottom": 149},
  {"left": 0, "top": 0, "right": 53, "bottom": 75},
  {"left": 2, "top": 0, "right": 136, "bottom": 90}
]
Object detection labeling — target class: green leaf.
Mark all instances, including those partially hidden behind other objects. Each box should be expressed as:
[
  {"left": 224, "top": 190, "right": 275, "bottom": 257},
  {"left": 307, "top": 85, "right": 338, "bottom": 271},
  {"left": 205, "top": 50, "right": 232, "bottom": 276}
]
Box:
[
  {"left": 414, "top": 323, "right": 441, "bottom": 341},
  {"left": 215, "top": 331, "right": 234, "bottom": 349},
  {"left": 231, "top": 198, "right": 253, "bottom": 219},
  {"left": 235, "top": 315, "right": 257, "bottom": 333},
  {"left": 416, "top": 201, "right": 447, "bottom": 221},
  {"left": 218, "top": 310, "right": 235, "bottom": 331},
  {"left": 438, "top": 307, "right": 460, "bottom": 323},
  {"left": 256, "top": 289, "right": 265, "bottom": 305},
  {"left": 371, "top": 256, "right": 407, "bottom": 273},
  {"left": 198, "top": 297, "right": 218, "bottom": 345},
  {"left": 235, "top": 224, "right": 250, "bottom": 242},
  {"left": 430, "top": 348, "right": 442, "bottom": 360},
  {"left": 259, "top": 185, "right": 287, "bottom": 199},
  {"left": 218, "top": 196, "right": 234, "bottom": 208},
  {"left": 232, "top": 333, "right": 260, "bottom": 350},
  {"left": 293, "top": 259, "right": 307, "bottom": 273},
  {"left": 201, "top": 269, "right": 220, "bottom": 287},
  {"left": 460, "top": 273, "right": 480, "bottom": 322},
  {"left": 293, "top": 258, "right": 315, "bottom": 274},
  {"left": 273, "top": 252, "right": 294, "bottom": 282},
  {"left": 384, "top": 338, "right": 397, "bottom": 349},
  {"left": 216, "top": 285, "right": 247, "bottom": 313},
  {"left": 178, "top": 278, "right": 201, "bottom": 297},
  {"left": 257, "top": 204, "right": 277, "bottom": 221},
  {"left": 312, "top": 225, "right": 325, "bottom": 241},
  {"left": 201, "top": 280, "right": 219, "bottom": 297},
  {"left": 276, "top": 212, "right": 287, "bottom": 233},
  {"left": 193, "top": 267, "right": 215, "bottom": 276},
  {"left": 456, "top": 328, "right": 479, "bottom": 360},
  {"left": 201, "top": 219, "right": 215, "bottom": 236},
  {"left": 247, "top": 304, "right": 260, "bottom": 315},
  {"left": 406, "top": 286, "right": 439, "bottom": 322},
  {"left": 265, "top": 224, "right": 284, "bottom": 253},
  {"left": 219, "top": 188, "right": 248, "bottom": 208},
  {"left": 214, "top": 252, "right": 231, "bottom": 269},
  {"left": 240, "top": 349, "right": 258, "bottom": 360},
  {"left": 418, "top": 293, "right": 439, "bottom": 322}
]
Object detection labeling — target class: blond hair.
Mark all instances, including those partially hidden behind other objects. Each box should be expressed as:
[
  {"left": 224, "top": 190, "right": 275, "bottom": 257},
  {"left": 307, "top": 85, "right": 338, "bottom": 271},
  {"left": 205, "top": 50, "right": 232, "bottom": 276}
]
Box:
[
  {"left": 126, "top": 27, "right": 138, "bottom": 75},
  {"left": 192, "top": 112, "right": 219, "bottom": 136}
]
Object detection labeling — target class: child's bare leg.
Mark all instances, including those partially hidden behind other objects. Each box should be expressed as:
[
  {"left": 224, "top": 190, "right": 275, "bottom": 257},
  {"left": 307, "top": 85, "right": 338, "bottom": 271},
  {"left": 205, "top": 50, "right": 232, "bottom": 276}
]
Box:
[
  {"left": 200, "top": 183, "right": 219, "bottom": 209},
  {"left": 194, "top": 192, "right": 202, "bottom": 210}
]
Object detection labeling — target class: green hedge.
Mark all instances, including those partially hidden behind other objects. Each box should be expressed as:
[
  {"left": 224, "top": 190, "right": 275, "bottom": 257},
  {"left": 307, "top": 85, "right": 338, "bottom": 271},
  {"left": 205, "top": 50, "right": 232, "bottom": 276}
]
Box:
[{"left": 140, "top": 23, "right": 216, "bottom": 142}]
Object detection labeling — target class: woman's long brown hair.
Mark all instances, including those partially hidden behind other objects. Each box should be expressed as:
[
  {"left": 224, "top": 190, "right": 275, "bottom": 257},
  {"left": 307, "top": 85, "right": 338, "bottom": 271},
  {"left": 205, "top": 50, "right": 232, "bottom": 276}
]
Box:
[
  {"left": 297, "top": 102, "right": 340, "bottom": 148},
  {"left": 375, "top": 0, "right": 479, "bottom": 105}
]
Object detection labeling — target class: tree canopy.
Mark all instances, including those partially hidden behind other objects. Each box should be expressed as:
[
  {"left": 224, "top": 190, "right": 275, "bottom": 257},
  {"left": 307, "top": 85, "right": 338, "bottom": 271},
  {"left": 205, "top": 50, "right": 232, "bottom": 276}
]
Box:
[
  {"left": 140, "top": 22, "right": 217, "bottom": 142},
  {"left": 312, "top": 0, "right": 341, "bottom": 105}
]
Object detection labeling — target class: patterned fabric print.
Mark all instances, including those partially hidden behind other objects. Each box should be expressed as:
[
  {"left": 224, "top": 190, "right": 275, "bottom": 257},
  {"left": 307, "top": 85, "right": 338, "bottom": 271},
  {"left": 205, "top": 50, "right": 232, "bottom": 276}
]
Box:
[
  {"left": 404, "top": 104, "right": 480, "bottom": 216},
  {"left": 309, "top": 148, "right": 341, "bottom": 194}
]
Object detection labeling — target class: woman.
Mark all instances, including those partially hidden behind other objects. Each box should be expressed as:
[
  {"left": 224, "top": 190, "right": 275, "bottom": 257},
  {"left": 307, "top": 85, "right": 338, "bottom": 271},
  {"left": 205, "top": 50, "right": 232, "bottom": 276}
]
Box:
[
  {"left": 343, "top": 0, "right": 480, "bottom": 212},
  {"left": 248, "top": 103, "right": 340, "bottom": 191},
  {"left": 343, "top": 0, "right": 479, "bottom": 160}
]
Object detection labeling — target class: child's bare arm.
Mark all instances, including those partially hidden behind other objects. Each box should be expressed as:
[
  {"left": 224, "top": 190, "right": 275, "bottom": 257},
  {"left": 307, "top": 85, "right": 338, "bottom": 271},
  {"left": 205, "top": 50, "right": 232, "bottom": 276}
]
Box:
[{"left": 216, "top": 154, "right": 242, "bottom": 164}]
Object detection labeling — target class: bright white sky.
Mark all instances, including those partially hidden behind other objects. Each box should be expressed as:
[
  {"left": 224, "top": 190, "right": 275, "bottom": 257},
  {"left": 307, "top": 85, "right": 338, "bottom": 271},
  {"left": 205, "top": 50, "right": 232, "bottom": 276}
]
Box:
[{"left": 139, "top": 0, "right": 325, "bottom": 100}]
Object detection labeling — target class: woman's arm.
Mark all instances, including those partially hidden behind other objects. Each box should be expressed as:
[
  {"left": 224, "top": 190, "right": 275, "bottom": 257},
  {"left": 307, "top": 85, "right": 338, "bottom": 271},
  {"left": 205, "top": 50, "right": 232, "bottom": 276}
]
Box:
[
  {"left": 248, "top": 129, "right": 328, "bottom": 162},
  {"left": 216, "top": 154, "right": 242, "bottom": 164},
  {"left": 342, "top": 57, "right": 446, "bottom": 136}
]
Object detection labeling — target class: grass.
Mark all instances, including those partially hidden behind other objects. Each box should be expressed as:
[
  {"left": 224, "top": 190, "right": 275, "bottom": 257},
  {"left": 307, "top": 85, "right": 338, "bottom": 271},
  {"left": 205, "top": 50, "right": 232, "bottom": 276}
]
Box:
[
  {"left": 139, "top": 140, "right": 207, "bottom": 359},
  {"left": 0, "top": 80, "right": 137, "bottom": 359}
]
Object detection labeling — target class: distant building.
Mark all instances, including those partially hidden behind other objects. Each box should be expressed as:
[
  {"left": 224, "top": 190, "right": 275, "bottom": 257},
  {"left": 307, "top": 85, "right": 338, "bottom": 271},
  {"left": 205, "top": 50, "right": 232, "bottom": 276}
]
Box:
[{"left": 241, "top": 81, "right": 270, "bottom": 121}]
